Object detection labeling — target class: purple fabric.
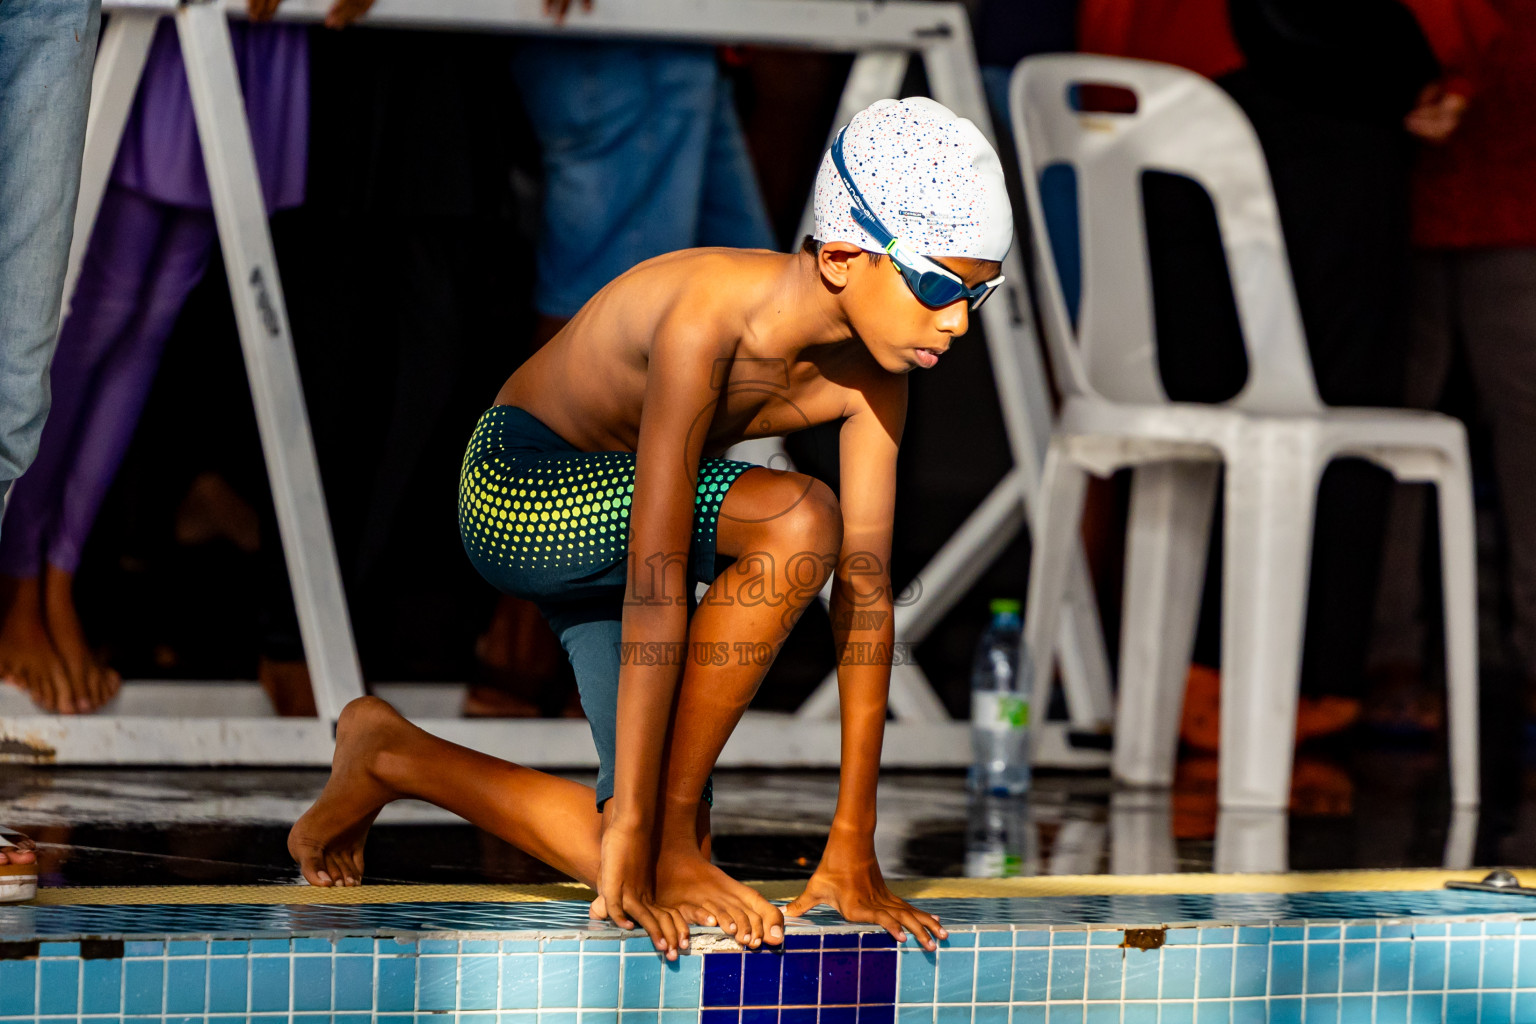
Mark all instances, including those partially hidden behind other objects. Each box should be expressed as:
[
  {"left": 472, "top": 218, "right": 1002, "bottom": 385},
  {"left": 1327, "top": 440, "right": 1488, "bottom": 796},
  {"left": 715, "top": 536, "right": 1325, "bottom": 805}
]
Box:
[
  {"left": 111, "top": 18, "right": 308, "bottom": 211},
  {"left": 0, "top": 186, "right": 216, "bottom": 577}
]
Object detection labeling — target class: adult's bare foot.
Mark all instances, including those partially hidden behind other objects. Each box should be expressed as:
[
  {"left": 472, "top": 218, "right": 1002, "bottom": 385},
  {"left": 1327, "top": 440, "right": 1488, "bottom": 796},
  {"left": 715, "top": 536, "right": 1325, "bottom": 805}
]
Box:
[
  {"left": 41, "top": 565, "right": 120, "bottom": 712},
  {"left": 0, "top": 576, "right": 75, "bottom": 714},
  {"left": 288, "top": 696, "right": 403, "bottom": 886}
]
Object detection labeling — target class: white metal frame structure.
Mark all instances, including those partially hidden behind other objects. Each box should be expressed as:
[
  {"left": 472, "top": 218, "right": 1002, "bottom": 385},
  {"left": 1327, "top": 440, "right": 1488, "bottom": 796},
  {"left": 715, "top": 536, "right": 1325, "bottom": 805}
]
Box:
[{"left": 0, "top": 0, "right": 1113, "bottom": 767}]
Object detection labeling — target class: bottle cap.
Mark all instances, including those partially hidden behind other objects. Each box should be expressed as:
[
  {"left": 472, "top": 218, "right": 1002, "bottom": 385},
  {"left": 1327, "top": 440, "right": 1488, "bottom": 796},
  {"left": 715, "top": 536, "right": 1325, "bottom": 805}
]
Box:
[{"left": 990, "top": 598, "right": 1022, "bottom": 616}]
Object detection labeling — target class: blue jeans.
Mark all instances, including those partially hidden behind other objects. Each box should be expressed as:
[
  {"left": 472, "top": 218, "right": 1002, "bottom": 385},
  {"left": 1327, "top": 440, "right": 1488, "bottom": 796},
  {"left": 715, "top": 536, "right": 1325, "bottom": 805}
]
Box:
[
  {"left": 511, "top": 40, "right": 776, "bottom": 319},
  {"left": 0, "top": 0, "right": 101, "bottom": 517}
]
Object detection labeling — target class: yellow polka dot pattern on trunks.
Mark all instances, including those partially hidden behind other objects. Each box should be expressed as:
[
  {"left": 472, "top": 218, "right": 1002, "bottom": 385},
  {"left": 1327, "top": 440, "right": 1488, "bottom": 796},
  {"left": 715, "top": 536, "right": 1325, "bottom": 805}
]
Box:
[{"left": 457, "top": 405, "right": 755, "bottom": 603}]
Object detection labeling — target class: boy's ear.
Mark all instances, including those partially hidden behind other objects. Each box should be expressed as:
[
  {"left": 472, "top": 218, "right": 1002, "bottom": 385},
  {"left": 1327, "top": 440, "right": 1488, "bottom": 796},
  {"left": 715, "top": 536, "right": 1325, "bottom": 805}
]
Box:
[{"left": 817, "top": 241, "right": 865, "bottom": 290}]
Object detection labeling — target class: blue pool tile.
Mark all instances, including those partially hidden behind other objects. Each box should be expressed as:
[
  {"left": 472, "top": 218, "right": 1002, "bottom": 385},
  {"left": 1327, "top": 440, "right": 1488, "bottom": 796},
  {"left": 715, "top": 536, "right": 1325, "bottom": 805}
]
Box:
[
  {"left": 977, "top": 930, "right": 1012, "bottom": 948},
  {"left": 701, "top": 1012, "right": 738, "bottom": 1024},
  {"left": 420, "top": 939, "right": 459, "bottom": 955},
  {"left": 1011, "top": 948, "right": 1048, "bottom": 1002},
  {"left": 1449, "top": 921, "right": 1482, "bottom": 937},
  {"left": 1085, "top": 948, "right": 1120, "bottom": 1001},
  {"left": 166, "top": 957, "right": 208, "bottom": 1014},
  {"left": 210, "top": 939, "right": 249, "bottom": 955},
  {"left": 1408, "top": 993, "right": 1442, "bottom": 1023},
  {"left": 1048, "top": 947, "right": 1085, "bottom": 1001},
  {"left": 1194, "top": 1002, "right": 1228, "bottom": 1024},
  {"left": 1268, "top": 996, "right": 1302, "bottom": 1024},
  {"left": 822, "top": 1007, "right": 859, "bottom": 1024},
  {"left": 38, "top": 940, "right": 79, "bottom": 956},
  {"left": 1200, "top": 928, "right": 1234, "bottom": 946},
  {"left": 1517, "top": 994, "right": 1536, "bottom": 1024},
  {"left": 292, "top": 954, "right": 331, "bottom": 1011},
  {"left": 125, "top": 959, "right": 165, "bottom": 1014},
  {"left": 1381, "top": 924, "right": 1412, "bottom": 939},
  {"left": 583, "top": 1012, "right": 621, "bottom": 1024},
  {"left": 1488, "top": 921, "right": 1519, "bottom": 936},
  {"left": 1375, "top": 994, "right": 1409, "bottom": 1024},
  {"left": 1338, "top": 995, "right": 1371, "bottom": 1023},
  {"left": 1084, "top": 1005, "right": 1119, "bottom": 1024},
  {"left": 82, "top": 957, "right": 124, "bottom": 1014},
  {"left": 942, "top": 932, "right": 977, "bottom": 948},
  {"left": 293, "top": 938, "right": 330, "bottom": 954},
  {"left": 539, "top": 953, "right": 580, "bottom": 1009},
  {"left": 782, "top": 934, "right": 820, "bottom": 951},
  {"left": 1121, "top": 948, "right": 1159, "bottom": 1000},
  {"left": 334, "top": 954, "right": 372, "bottom": 1011},
  {"left": 501, "top": 940, "right": 540, "bottom": 953},
  {"left": 741, "top": 949, "right": 781, "bottom": 1006},
  {"left": 973, "top": 950, "right": 1010, "bottom": 1003},
  {"left": 780, "top": 951, "right": 819, "bottom": 1005},
  {"left": 900, "top": 949, "right": 937, "bottom": 1003},
  {"left": 1014, "top": 931, "right": 1051, "bottom": 948},
  {"left": 380, "top": 939, "right": 416, "bottom": 955},
  {"left": 1480, "top": 992, "right": 1514, "bottom": 1024},
  {"left": 623, "top": 955, "right": 665, "bottom": 1009},
  {"left": 1519, "top": 938, "right": 1536, "bottom": 987},
  {"left": 337, "top": 1015, "right": 373, "bottom": 1024},
  {"left": 1446, "top": 939, "right": 1481, "bottom": 990},
  {"left": 1165, "top": 928, "right": 1198, "bottom": 946},
  {"left": 1411, "top": 923, "right": 1447, "bottom": 938},
  {"left": 1378, "top": 940, "right": 1411, "bottom": 992},
  {"left": 898, "top": 1007, "right": 935, "bottom": 1024},
  {"left": 1306, "top": 927, "right": 1341, "bottom": 941},
  {"left": 125, "top": 941, "right": 164, "bottom": 957},
  {"left": 973, "top": 1005, "right": 1009, "bottom": 1024},
  {"left": 1122, "top": 1004, "right": 1157, "bottom": 1024},
  {"left": 1090, "top": 930, "right": 1122, "bottom": 946},
  {"left": 1230, "top": 999, "right": 1266, "bottom": 1024},
  {"left": 582, "top": 955, "right": 621, "bottom": 1009},
  {"left": 461, "top": 955, "right": 499, "bottom": 1011},
  {"left": 1444, "top": 992, "right": 1478, "bottom": 1022},
  {"left": 864, "top": 933, "right": 899, "bottom": 949},
  {"left": 417, "top": 953, "right": 456, "bottom": 1011},
  {"left": 1236, "top": 928, "right": 1270, "bottom": 946},
  {"left": 1045, "top": 1007, "right": 1082, "bottom": 1024},
  {"left": 505, "top": 955, "right": 544, "bottom": 1009},
  {"left": 1411, "top": 940, "right": 1446, "bottom": 991},
  {"left": 1305, "top": 941, "right": 1340, "bottom": 994},
  {"left": 861, "top": 1005, "right": 897, "bottom": 1024},
  {"left": 1197, "top": 946, "right": 1232, "bottom": 999},
  {"left": 1304, "top": 996, "right": 1339, "bottom": 1024},
  {"left": 936, "top": 951, "right": 975, "bottom": 1004},
  {"left": 38, "top": 959, "right": 79, "bottom": 1015},
  {"left": 664, "top": 1012, "right": 703, "bottom": 1024},
  {"left": 1160, "top": 947, "right": 1196, "bottom": 1000},
  {"left": 463, "top": 940, "right": 498, "bottom": 953},
  {"left": 335, "top": 936, "right": 371, "bottom": 953},
  {"left": 378, "top": 956, "right": 416, "bottom": 1012},
  {"left": 823, "top": 951, "right": 860, "bottom": 1005},
  {"left": 1271, "top": 928, "right": 1304, "bottom": 943},
  {"left": 825, "top": 934, "right": 862, "bottom": 949},
  {"left": 253, "top": 1015, "right": 290, "bottom": 1024},
  {"left": 1340, "top": 942, "right": 1374, "bottom": 994},
  {"left": 660, "top": 952, "right": 701, "bottom": 1009},
  {"left": 1343, "top": 925, "right": 1377, "bottom": 940},
  {"left": 546, "top": 940, "right": 582, "bottom": 952},
  {"left": 863, "top": 950, "right": 897, "bottom": 1004},
  {"left": 702, "top": 954, "right": 741, "bottom": 1007},
  {"left": 620, "top": 1013, "right": 658, "bottom": 1024},
  {"left": 934, "top": 1004, "right": 970, "bottom": 1024},
  {"left": 1052, "top": 931, "right": 1088, "bottom": 946},
  {"left": 1486, "top": 937, "right": 1517, "bottom": 990},
  {"left": 1156, "top": 1001, "right": 1192, "bottom": 1024},
  {"left": 1233, "top": 943, "right": 1267, "bottom": 998}
]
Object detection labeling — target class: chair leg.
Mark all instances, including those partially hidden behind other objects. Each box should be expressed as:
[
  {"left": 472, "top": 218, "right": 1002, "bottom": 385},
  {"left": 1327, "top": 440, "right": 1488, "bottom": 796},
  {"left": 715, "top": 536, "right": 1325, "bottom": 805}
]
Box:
[
  {"left": 1024, "top": 443, "right": 1091, "bottom": 722},
  {"left": 1113, "top": 461, "right": 1220, "bottom": 788},
  {"left": 1218, "top": 441, "right": 1320, "bottom": 810},
  {"left": 1435, "top": 451, "right": 1481, "bottom": 809}
]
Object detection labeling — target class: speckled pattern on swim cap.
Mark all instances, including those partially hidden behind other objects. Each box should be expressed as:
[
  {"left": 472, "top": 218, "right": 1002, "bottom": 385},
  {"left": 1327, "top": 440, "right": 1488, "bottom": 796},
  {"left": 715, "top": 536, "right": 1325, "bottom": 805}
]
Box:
[{"left": 813, "top": 97, "right": 1012, "bottom": 261}]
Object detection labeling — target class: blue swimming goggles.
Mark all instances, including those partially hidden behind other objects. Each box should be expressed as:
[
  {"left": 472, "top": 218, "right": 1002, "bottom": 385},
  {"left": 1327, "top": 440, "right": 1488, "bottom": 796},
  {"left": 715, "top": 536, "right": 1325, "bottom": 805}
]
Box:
[{"left": 830, "top": 125, "right": 1004, "bottom": 311}]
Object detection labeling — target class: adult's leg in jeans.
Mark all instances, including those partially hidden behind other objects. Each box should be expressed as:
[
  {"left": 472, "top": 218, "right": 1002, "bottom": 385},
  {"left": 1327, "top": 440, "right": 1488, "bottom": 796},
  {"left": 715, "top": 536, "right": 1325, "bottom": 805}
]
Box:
[
  {"left": 0, "top": 186, "right": 183, "bottom": 712},
  {"left": 0, "top": 0, "right": 100, "bottom": 499},
  {"left": 1457, "top": 250, "right": 1536, "bottom": 685}
]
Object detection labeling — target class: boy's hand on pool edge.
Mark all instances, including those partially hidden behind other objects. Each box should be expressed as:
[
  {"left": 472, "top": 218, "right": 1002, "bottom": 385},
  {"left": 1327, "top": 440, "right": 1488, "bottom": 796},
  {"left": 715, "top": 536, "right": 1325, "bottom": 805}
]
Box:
[
  {"left": 599, "top": 821, "right": 690, "bottom": 960},
  {"left": 784, "top": 828, "right": 946, "bottom": 951}
]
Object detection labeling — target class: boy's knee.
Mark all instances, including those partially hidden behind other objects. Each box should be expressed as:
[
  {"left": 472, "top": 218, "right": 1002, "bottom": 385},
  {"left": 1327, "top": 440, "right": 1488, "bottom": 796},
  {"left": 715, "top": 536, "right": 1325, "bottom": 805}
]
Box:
[{"left": 769, "top": 477, "right": 842, "bottom": 561}]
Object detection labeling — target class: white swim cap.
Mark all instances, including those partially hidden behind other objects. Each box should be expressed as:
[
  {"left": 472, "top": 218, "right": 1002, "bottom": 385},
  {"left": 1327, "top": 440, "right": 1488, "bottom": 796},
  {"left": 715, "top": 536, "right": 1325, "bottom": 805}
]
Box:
[{"left": 812, "top": 97, "right": 1012, "bottom": 262}]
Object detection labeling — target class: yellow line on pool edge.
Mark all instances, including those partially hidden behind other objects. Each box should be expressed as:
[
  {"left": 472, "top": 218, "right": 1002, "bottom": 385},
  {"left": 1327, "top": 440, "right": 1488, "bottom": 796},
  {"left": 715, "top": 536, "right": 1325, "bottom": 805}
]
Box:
[{"left": 25, "top": 869, "right": 1526, "bottom": 906}]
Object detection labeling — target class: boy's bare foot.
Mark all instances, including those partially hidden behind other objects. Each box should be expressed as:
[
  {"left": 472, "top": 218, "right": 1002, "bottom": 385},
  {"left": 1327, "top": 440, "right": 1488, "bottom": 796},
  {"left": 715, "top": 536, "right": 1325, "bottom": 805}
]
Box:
[
  {"left": 656, "top": 850, "right": 785, "bottom": 948},
  {"left": 41, "top": 565, "right": 120, "bottom": 712},
  {"left": 0, "top": 576, "right": 78, "bottom": 714},
  {"left": 288, "top": 696, "right": 402, "bottom": 885}
]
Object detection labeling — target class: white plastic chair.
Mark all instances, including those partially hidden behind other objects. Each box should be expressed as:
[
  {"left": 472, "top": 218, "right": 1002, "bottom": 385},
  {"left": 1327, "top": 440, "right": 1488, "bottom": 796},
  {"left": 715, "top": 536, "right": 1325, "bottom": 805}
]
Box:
[{"left": 1011, "top": 55, "right": 1479, "bottom": 811}]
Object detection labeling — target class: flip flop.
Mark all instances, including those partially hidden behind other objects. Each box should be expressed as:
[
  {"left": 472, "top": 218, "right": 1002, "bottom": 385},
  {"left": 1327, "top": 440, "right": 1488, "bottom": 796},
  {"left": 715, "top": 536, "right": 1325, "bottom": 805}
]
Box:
[{"left": 0, "top": 826, "right": 37, "bottom": 903}]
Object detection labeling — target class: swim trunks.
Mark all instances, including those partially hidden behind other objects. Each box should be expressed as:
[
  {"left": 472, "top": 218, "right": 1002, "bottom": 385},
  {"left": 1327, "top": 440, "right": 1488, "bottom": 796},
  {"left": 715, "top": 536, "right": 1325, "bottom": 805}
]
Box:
[{"left": 458, "top": 404, "right": 756, "bottom": 808}]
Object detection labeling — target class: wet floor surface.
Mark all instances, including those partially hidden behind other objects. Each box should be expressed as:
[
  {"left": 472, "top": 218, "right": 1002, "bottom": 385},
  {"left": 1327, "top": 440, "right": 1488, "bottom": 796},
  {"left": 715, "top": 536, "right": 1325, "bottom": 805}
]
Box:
[{"left": 3, "top": 737, "right": 1535, "bottom": 888}]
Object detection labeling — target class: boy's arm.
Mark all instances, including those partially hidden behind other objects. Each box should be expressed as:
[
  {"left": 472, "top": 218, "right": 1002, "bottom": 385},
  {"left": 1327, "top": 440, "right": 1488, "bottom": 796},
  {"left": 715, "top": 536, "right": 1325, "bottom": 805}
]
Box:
[
  {"left": 784, "top": 378, "right": 947, "bottom": 950},
  {"left": 603, "top": 314, "right": 730, "bottom": 957}
]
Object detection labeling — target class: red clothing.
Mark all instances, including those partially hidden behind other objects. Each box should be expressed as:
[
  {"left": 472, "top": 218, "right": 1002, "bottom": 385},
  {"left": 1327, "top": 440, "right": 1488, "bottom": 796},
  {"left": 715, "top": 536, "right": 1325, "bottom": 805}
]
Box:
[
  {"left": 1077, "top": 0, "right": 1245, "bottom": 80},
  {"left": 1413, "top": 0, "right": 1536, "bottom": 248}
]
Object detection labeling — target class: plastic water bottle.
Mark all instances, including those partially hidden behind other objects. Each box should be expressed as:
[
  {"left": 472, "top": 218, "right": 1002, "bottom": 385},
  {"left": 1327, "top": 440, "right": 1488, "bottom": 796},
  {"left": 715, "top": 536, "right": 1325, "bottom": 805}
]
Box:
[{"left": 967, "top": 597, "right": 1032, "bottom": 796}]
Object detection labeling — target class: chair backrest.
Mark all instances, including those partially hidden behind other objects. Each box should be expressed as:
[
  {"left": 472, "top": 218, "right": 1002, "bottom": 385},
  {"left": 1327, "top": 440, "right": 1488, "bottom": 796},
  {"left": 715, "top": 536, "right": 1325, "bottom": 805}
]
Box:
[{"left": 1009, "top": 55, "right": 1324, "bottom": 414}]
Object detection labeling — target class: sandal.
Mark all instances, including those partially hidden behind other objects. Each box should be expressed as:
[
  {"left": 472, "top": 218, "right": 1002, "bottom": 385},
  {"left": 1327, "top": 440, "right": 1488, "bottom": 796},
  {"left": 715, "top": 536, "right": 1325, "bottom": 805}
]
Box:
[{"left": 0, "top": 826, "right": 37, "bottom": 903}]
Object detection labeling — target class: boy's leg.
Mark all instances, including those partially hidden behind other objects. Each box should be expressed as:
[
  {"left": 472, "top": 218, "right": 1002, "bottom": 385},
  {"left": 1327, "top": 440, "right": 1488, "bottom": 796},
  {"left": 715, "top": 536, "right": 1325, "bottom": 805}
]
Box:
[{"left": 289, "top": 696, "right": 605, "bottom": 888}]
